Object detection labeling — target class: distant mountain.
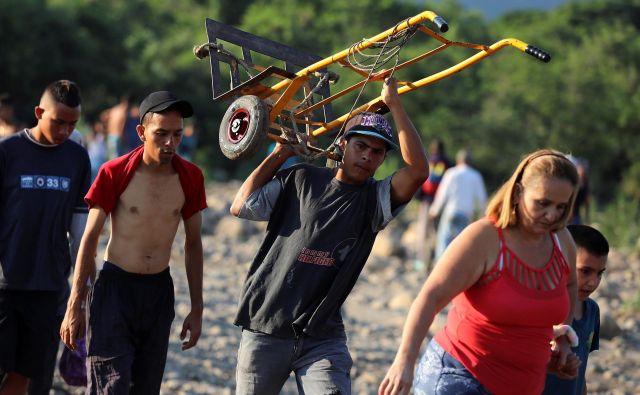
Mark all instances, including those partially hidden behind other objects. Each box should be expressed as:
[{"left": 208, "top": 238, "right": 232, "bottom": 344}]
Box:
[{"left": 432, "top": 0, "right": 572, "bottom": 19}]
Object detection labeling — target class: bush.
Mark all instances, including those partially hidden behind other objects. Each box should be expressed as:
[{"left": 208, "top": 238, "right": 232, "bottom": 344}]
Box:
[
  {"left": 591, "top": 194, "right": 640, "bottom": 253},
  {"left": 623, "top": 288, "right": 640, "bottom": 312}
]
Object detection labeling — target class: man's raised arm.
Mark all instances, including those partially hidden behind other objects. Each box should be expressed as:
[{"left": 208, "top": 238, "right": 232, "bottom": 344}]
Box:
[
  {"left": 384, "top": 77, "right": 429, "bottom": 208},
  {"left": 230, "top": 144, "right": 295, "bottom": 217}
]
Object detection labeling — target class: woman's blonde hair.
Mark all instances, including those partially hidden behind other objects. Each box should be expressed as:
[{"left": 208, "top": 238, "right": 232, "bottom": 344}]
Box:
[{"left": 486, "top": 149, "right": 579, "bottom": 229}]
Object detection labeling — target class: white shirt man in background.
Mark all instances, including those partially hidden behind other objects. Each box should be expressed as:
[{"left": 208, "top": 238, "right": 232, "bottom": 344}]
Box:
[{"left": 429, "top": 149, "right": 487, "bottom": 260}]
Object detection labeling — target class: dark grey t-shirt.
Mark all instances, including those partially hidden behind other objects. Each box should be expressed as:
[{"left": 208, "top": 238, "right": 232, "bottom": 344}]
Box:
[{"left": 234, "top": 163, "right": 401, "bottom": 338}]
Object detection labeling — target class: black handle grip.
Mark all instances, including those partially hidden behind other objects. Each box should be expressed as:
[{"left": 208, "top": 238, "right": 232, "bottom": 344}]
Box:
[
  {"left": 525, "top": 45, "right": 551, "bottom": 63},
  {"left": 433, "top": 16, "right": 449, "bottom": 33}
]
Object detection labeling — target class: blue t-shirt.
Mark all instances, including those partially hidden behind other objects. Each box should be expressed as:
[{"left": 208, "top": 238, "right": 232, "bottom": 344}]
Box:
[
  {"left": 543, "top": 298, "right": 600, "bottom": 395},
  {"left": 0, "top": 130, "right": 91, "bottom": 290}
]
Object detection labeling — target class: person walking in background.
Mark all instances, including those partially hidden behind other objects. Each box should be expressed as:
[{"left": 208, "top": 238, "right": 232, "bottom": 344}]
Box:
[
  {"left": 568, "top": 156, "right": 590, "bottom": 225},
  {"left": 60, "top": 91, "right": 207, "bottom": 394},
  {"left": 0, "top": 80, "right": 90, "bottom": 395},
  {"left": 86, "top": 119, "right": 108, "bottom": 181},
  {"left": 380, "top": 149, "right": 581, "bottom": 395},
  {"left": 230, "top": 77, "right": 428, "bottom": 395},
  {"left": 69, "top": 128, "right": 86, "bottom": 147},
  {"left": 178, "top": 123, "right": 198, "bottom": 162},
  {"left": 0, "top": 93, "right": 18, "bottom": 138},
  {"left": 119, "top": 102, "right": 142, "bottom": 154},
  {"left": 429, "top": 149, "right": 487, "bottom": 261},
  {"left": 543, "top": 224, "right": 608, "bottom": 395},
  {"left": 413, "top": 139, "right": 452, "bottom": 270},
  {"left": 104, "top": 97, "right": 128, "bottom": 160}
]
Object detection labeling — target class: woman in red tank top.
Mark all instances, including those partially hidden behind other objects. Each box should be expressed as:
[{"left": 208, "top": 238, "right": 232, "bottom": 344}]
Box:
[{"left": 380, "top": 149, "right": 581, "bottom": 395}]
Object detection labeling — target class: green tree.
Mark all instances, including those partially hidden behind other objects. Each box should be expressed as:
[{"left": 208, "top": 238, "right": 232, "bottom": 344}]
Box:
[{"left": 2, "top": 0, "right": 639, "bottom": 246}]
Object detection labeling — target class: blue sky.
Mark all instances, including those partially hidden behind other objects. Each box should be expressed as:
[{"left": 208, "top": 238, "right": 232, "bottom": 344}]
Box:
[{"left": 431, "top": 0, "right": 571, "bottom": 19}]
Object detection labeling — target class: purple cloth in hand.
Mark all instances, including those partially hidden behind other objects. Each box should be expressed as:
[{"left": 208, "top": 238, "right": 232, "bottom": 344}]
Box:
[{"left": 59, "top": 337, "right": 88, "bottom": 387}]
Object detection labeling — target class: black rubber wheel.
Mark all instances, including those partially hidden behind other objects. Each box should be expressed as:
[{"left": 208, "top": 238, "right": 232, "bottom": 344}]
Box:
[{"left": 219, "top": 95, "right": 268, "bottom": 160}]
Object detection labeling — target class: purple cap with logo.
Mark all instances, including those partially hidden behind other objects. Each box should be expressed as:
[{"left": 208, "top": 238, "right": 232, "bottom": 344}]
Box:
[{"left": 343, "top": 112, "right": 398, "bottom": 150}]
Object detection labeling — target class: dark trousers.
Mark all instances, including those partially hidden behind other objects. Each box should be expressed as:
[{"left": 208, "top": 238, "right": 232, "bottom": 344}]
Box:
[
  {"left": 0, "top": 290, "right": 58, "bottom": 380},
  {"left": 86, "top": 262, "right": 175, "bottom": 395}
]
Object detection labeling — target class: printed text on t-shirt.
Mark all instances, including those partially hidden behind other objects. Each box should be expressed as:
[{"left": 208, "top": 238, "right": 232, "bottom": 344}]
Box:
[{"left": 297, "top": 247, "right": 335, "bottom": 267}]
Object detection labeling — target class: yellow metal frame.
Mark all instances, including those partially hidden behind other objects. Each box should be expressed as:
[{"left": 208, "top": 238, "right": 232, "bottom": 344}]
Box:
[{"left": 235, "top": 10, "right": 548, "bottom": 147}]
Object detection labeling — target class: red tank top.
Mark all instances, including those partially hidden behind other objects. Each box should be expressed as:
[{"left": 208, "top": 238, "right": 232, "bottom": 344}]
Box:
[{"left": 434, "top": 227, "right": 570, "bottom": 395}]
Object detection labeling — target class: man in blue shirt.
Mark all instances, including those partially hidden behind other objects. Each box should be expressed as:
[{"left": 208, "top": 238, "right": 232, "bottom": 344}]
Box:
[{"left": 0, "top": 80, "right": 90, "bottom": 394}]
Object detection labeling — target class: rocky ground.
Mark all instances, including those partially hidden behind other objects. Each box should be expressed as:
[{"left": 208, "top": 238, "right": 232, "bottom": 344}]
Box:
[{"left": 52, "top": 181, "right": 640, "bottom": 394}]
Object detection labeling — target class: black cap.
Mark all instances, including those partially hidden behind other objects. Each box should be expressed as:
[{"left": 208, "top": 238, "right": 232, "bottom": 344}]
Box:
[{"left": 139, "top": 91, "right": 193, "bottom": 122}]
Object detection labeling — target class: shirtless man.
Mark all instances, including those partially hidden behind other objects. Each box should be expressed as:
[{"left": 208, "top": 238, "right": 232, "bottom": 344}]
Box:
[{"left": 60, "top": 91, "right": 207, "bottom": 394}]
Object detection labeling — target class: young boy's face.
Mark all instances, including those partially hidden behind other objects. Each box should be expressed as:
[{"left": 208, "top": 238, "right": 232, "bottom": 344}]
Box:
[{"left": 576, "top": 248, "right": 607, "bottom": 301}]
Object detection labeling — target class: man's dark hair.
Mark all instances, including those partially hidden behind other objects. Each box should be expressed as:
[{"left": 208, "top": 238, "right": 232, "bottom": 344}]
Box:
[
  {"left": 45, "top": 80, "right": 81, "bottom": 107},
  {"left": 568, "top": 224, "right": 609, "bottom": 256},
  {"left": 141, "top": 111, "right": 153, "bottom": 126}
]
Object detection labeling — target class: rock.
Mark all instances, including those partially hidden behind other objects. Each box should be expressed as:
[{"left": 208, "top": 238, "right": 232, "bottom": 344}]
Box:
[
  {"left": 388, "top": 291, "right": 414, "bottom": 310},
  {"left": 599, "top": 303, "right": 623, "bottom": 340},
  {"left": 400, "top": 223, "right": 418, "bottom": 247},
  {"left": 372, "top": 223, "right": 407, "bottom": 258},
  {"left": 371, "top": 230, "right": 395, "bottom": 257},
  {"left": 214, "top": 215, "right": 247, "bottom": 240},
  {"left": 200, "top": 207, "right": 221, "bottom": 235},
  {"left": 365, "top": 255, "right": 388, "bottom": 272}
]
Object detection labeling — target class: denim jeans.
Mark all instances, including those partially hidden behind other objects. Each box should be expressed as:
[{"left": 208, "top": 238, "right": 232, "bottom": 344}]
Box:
[
  {"left": 414, "top": 339, "right": 492, "bottom": 395},
  {"left": 235, "top": 329, "right": 352, "bottom": 395},
  {"left": 435, "top": 212, "right": 470, "bottom": 260}
]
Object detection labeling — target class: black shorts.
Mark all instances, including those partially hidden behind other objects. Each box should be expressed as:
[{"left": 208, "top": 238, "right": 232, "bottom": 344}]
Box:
[
  {"left": 0, "top": 289, "right": 59, "bottom": 378},
  {"left": 86, "top": 261, "right": 175, "bottom": 394}
]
